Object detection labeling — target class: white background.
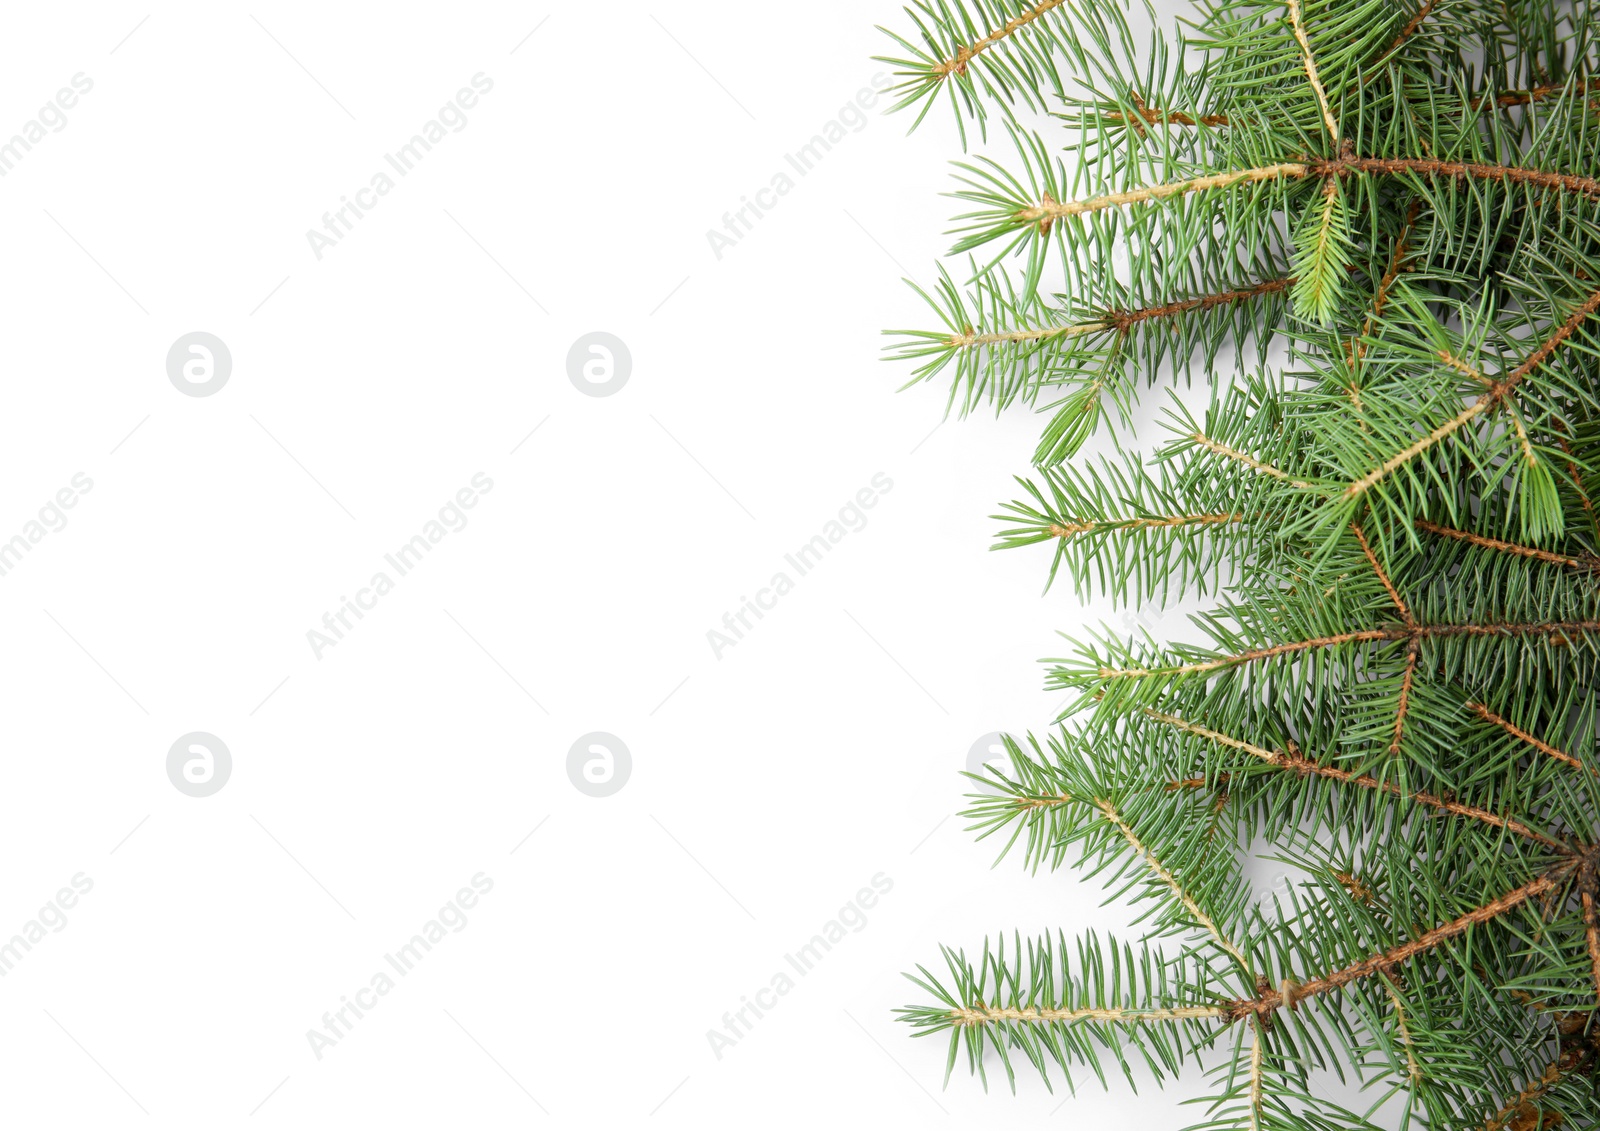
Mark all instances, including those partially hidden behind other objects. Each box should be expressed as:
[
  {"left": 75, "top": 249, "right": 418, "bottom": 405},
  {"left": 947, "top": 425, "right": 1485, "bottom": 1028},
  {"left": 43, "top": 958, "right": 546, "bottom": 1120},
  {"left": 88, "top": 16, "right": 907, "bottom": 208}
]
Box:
[{"left": 0, "top": 2, "right": 1209, "bottom": 1127}]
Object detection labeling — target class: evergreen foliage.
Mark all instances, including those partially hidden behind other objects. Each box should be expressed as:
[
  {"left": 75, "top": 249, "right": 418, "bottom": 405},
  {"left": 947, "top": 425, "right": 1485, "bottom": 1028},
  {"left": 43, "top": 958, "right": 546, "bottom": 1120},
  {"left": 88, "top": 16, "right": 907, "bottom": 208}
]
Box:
[{"left": 877, "top": 1, "right": 1600, "bottom": 1126}]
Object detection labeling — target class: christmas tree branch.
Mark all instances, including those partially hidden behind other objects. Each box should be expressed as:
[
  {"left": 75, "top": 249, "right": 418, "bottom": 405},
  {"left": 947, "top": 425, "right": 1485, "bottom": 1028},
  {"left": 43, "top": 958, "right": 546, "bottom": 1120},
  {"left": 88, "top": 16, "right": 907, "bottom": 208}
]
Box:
[
  {"left": 943, "top": 320, "right": 1107, "bottom": 348},
  {"left": 1100, "top": 620, "right": 1600, "bottom": 681},
  {"left": 1557, "top": 433, "right": 1600, "bottom": 541},
  {"left": 936, "top": 274, "right": 1294, "bottom": 349},
  {"left": 1414, "top": 518, "right": 1598, "bottom": 571},
  {"left": 1340, "top": 395, "right": 1496, "bottom": 502},
  {"left": 1411, "top": 619, "right": 1600, "bottom": 643},
  {"left": 1107, "top": 92, "right": 1230, "bottom": 131},
  {"left": 1047, "top": 512, "right": 1245, "bottom": 539},
  {"left": 1226, "top": 871, "right": 1564, "bottom": 1021},
  {"left": 1315, "top": 155, "right": 1600, "bottom": 198},
  {"left": 1093, "top": 796, "right": 1253, "bottom": 970},
  {"left": 1106, "top": 277, "right": 1296, "bottom": 329},
  {"left": 1286, "top": 0, "right": 1338, "bottom": 143},
  {"left": 950, "top": 1001, "right": 1231, "bottom": 1025},
  {"left": 1347, "top": 200, "right": 1420, "bottom": 379},
  {"left": 1391, "top": 647, "right": 1418, "bottom": 755},
  {"left": 1381, "top": 976, "right": 1423, "bottom": 1082},
  {"left": 1147, "top": 710, "right": 1572, "bottom": 851},
  {"left": 1581, "top": 885, "right": 1600, "bottom": 1004},
  {"left": 1466, "top": 702, "right": 1585, "bottom": 772},
  {"left": 1014, "top": 154, "right": 1600, "bottom": 234},
  {"left": 1371, "top": 0, "right": 1437, "bottom": 72},
  {"left": 1342, "top": 285, "right": 1600, "bottom": 502},
  {"left": 1015, "top": 164, "right": 1309, "bottom": 226},
  {"left": 1188, "top": 430, "right": 1315, "bottom": 487},
  {"left": 1352, "top": 522, "right": 1413, "bottom": 622},
  {"left": 929, "top": 0, "right": 1066, "bottom": 77},
  {"left": 1248, "top": 1023, "right": 1266, "bottom": 1131},
  {"left": 1097, "top": 631, "right": 1388, "bottom": 678},
  {"left": 1475, "top": 77, "right": 1600, "bottom": 111}
]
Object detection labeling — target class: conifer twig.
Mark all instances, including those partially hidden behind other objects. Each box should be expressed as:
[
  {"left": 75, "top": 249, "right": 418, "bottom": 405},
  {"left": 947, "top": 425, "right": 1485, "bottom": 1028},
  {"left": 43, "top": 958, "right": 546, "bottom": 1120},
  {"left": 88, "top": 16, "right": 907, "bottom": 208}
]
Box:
[
  {"left": 1581, "top": 886, "right": 1600, "bottom": 1006},
  {"left": 1147, "top": 711, "right": 1572, "bottom": 851},
  {"left": 1096, "top": 618, "right": 1600, "bottom": 683},
  {"left": 1047, "top": 513, "right": 1245, "bottom": 539},
  {"left": 1347, "top": 200, "right": 1420, "bottom": 383},
  {"left": 1414, "top": 518, "right": 1597, "bottom": 571},
  {"left": 1093, "top": 796, "right": 1253, "bottom": 970},
  {"left": 1286, "top": 0, "right": 1338, "bottom": 144},
  {"left": 1189, "top": 432, "right": 1315, "bottom": 487},
  {"left": 1343, "top": 285, "right": 1600, "bottom": 501},
  {"left": 1227, "top": 872, "right": 1563, "bottom": 1020},
  {"left": 1097, "top": 630, "right": 1388, "bottom": 678},
  {"left": 1381, "top": 976, "right": 1423, "bottom": 1082},
  {"left": 1015, "top": 164, "right": 1310, "bottom": 224},
  {"left": 1465, "top": 702, "right": 1586, "bottom": 772},
  {"left": 1371, "top": 0, "right": 1437, "bottom": 72},
  {"left": 949, "top": 1001, "right": 1230, "bottom": 1025},
  {"left": 1352, "top": 522, "right": 1413, "bottom": 622},
  {"left": 1017, "top": 153, "right": 1600, "bottom": 234},
  {"left": 1112, "top": 92, "right": 1230, "bottom": 130},
  {"left": 929, "top": 0, "right": 1067, "bottom": 77}
]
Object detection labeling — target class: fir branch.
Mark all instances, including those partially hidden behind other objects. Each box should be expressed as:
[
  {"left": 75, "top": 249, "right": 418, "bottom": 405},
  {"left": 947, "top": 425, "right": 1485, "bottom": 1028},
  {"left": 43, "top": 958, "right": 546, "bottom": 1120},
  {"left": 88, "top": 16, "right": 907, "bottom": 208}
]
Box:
[
  {"left": 1341, "top": 285, "right": 1600, "bottom": 503},
  {"left": 1314, "top": 155, "right": 1600, "bottom": 200},
  {"left": 1247, "top": 1022, "right": 1266, "bottom": 1131},
  {"left": 1391, "top": 646, "right": 1418, "bottom": 756},
  {"left": 1408, "top": 619, "right": 1600, "bottom": 643},
  {"left": 1188, "top": 430, "right": 1315, "bottom": 487},
  {"left": 1291, "top": 178, "right": 1352, "bottom": 324},
  {"left": 933, "top": 275, "right": 1293, "bottom": 350},
  {"left": 986, "top": 154, "right": 1600, "bottom": 276},
  {"left": 950, "top": 1001, "right": 1231, "bottom": 1025},
  {"left": 1475, "top": 77, "right": 1600, "bottom": 111},
  {"left": 1557, "top": 434, "right": 1599, "bottom": 541},
  {"left": 1367, "top": 0, "right": 1437, "bottom": 75},
  {"left": 1095, "top": 630, "right": 1388, "bottom": 679},
  {"left": 1466, "top": 702, "right": 1585, "bottom": 772},
  {"left": 1147, "top": 711, "right": 1573, "bottom": 852},
  {"left": 1014, "top": 163, "right": 1309, "bottom": 226},
  {"left": 1352, "top": 521, "right": 1413, "bottom": 622},
  {"left": 1346, "top": 199, "right": 1420, "bottom": 379},
  {"left": 1046, "top": 512, "right": 1246, "bottom": 539},
  {"left": 1226, "top": 872, "right": 1565, "bottom": 1021},
  {"left": 944, "top": 320, "right": 1108, "bottom": 348},
  {"left": 1381, "top": 976, "right": 1423, "bottom": 1083},
  {"left": 1414, "top": 518, "right": 1598, "bottom": 572},
  {"left": 1285, "top": 0, "right": 1338, "bottom": 144},
  {"left": 1112, "top": 91, "right": 1231, "bottom": 130},
  {"left": 929, "top": 0, "right": 1066, "bottom": 79},
  {"left": 1103, "top": 275, "right": 1295, "bottom": 331},
  {"left": 1093, "top": 795, "right": 1253, "bottom": 970},
  {"left": 1581, "top": 887, "right": 1600, "bottom": 1006}
]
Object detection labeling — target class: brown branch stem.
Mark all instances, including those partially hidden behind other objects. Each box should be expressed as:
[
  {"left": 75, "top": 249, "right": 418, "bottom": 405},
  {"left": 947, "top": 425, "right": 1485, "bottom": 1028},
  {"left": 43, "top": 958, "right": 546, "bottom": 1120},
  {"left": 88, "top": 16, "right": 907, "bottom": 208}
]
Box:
[
  {"left": 1352, "top": 523, "right": 1414, "bottom": 623},
  {"left": 1466, "top": 702, "right": 1587, "bottom": 772},
  {"left": 930, "top": 0, "right": 1066, "bottom": 77},
  {"left": 1100, "top": 619, "right": 1600, "bottom": 680},
  {"left": 1227, "top": 873, "right": 1563, "bottom": 1020},
  {"left": 944, "top": 276, "right": 1294, "bottom": 350},
  {"left": 1342, "top": 286, "right": 1600, "bottom": 501},
  {"left": 1414, "top": 518, "right": 1596, "bottom": 571},
  {"left": 1147, "top": 711, "right": 1571, "bottom": 852}
]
